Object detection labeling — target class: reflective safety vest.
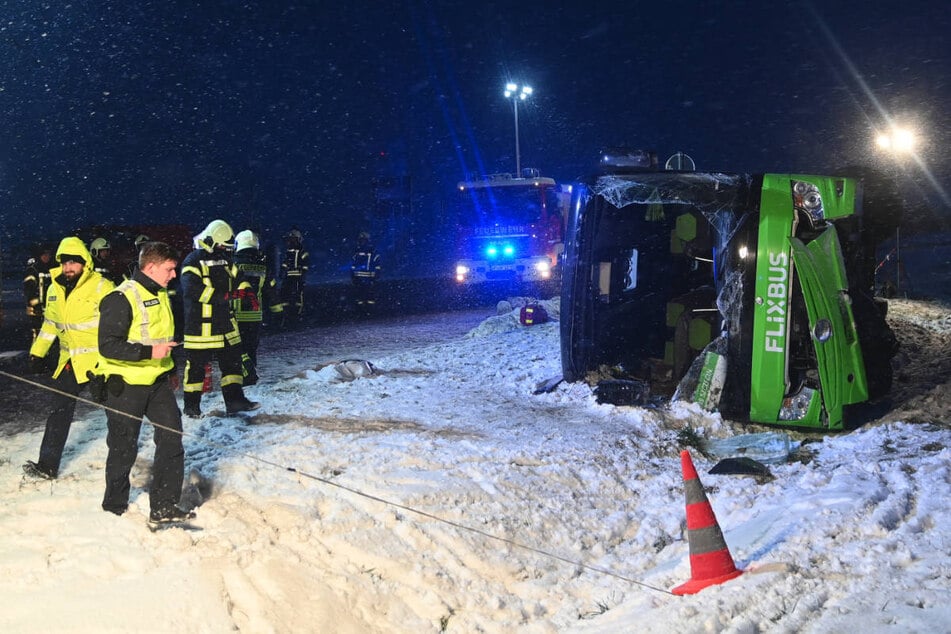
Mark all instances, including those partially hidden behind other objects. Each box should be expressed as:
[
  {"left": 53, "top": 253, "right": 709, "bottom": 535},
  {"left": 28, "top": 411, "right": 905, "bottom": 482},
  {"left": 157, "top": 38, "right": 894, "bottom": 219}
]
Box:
[
  {"left": 281, "top": 248, "right": 309, "bottom": 278},
  {"left": 96, "top": 279, "right": 175, "bottom": 385}
]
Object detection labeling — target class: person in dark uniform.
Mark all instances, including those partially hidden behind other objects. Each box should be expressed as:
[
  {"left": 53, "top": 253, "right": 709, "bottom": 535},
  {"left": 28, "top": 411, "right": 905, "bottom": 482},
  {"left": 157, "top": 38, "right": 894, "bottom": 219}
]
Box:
[
  {"left": 97, "top": 241, "right": 194, "bottom": 525},
  {"left": 350, "top": 231, "right": 382, "bottom": 311},
  {"left": 90, "top": 237, "right": 124, "bottom": 285},
  {"left": 23, "top": 244, "right": 55, "bottom": 342},
  {"left": 125, "top": 234, "right": 151, "bottom": 279},
  {"left": 279, "top": 227, "right": 309, "bottom": 325},
  {"left": 232, "top": 230, "right": 282, "bottom": 385},
  {"left": 179, "top": 219, "right": 258, "bottom": 417}
]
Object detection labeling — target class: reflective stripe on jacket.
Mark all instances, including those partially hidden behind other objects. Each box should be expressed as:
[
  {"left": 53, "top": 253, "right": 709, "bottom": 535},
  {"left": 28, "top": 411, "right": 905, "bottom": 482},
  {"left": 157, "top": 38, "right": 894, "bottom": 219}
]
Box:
[
  {"left": 181, "top": 247, "right": 240, "bottom": 349},
  {"left": 29, "top": 237, "right": 115, "bottom": 382},
  {"left": 233, "top": 251, "right": 281, "bottom": 322},
  {"left": 96, "top": 279, "right": 175, "bottom": 385}
]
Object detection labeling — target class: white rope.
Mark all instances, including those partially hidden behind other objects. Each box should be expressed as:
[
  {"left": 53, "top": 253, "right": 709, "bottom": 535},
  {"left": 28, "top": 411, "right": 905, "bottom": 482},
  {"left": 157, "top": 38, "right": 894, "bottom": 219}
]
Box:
[{"left": 1, "top": 367, "right": 673, "bottom": 595}]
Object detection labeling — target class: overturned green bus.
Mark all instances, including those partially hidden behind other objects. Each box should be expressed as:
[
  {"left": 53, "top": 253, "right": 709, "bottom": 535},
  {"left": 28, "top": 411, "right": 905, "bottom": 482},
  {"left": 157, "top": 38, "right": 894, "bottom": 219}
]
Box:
[{"left": 560, "top": 162, "right": 897, "bottom": 429}]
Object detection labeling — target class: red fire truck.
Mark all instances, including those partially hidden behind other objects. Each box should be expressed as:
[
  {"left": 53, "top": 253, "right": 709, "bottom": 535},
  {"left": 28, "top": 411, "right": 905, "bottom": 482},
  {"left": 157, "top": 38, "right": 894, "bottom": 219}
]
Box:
[{"left": 452, "top": 171, "right": 569, "bottom": 289}]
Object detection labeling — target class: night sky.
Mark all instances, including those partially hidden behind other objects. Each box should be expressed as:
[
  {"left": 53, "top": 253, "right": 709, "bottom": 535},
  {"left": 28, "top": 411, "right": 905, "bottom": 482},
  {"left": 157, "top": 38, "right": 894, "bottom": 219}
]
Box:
[{"left": 1, "top": 0, "right": 948, "bottom": 273}]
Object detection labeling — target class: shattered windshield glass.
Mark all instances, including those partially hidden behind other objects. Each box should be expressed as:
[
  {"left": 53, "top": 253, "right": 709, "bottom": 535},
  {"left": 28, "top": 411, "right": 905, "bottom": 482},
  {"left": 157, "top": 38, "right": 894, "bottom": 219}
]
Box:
[{"left": 590, "top": 172, "right": 751, "bottom": 215}]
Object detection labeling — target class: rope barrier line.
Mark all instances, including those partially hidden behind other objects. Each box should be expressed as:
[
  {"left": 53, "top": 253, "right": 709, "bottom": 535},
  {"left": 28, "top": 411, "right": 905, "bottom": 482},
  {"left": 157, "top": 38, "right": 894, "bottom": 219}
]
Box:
[{"left": 1, "top": 367, "right": 674, "bottom": 596}]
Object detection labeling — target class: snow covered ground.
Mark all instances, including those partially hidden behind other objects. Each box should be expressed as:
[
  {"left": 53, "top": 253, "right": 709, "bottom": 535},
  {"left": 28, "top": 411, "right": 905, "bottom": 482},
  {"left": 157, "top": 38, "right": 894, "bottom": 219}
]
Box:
[{"left": 1, "top": 299, "right": 949, "bottom": 633}]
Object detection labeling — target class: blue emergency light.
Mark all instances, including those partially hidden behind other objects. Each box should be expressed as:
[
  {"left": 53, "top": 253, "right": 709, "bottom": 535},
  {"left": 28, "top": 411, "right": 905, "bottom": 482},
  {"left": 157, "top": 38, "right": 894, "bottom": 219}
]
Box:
[{"left": 485, "top": 242, "right": 516, "bottom": 259}]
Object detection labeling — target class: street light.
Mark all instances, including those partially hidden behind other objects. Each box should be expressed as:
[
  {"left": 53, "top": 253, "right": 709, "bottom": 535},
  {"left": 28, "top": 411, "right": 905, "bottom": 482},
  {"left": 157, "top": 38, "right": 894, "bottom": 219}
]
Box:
[
  {"left": 875, "top": 125, "right": 917, "bottom": 153},
  {"left": 503, "top": 82, "right": 533, "bottom": 177}
]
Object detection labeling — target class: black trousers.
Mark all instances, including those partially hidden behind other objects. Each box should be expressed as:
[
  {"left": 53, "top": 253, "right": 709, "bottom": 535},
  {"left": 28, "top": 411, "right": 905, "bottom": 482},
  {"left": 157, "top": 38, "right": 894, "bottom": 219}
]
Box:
[
  {"left": 183, "top": 343, "right": 247, "bottom": 410},
  {"left": 102, "top": 377, "right": 184, "bottom": 513},
  {"left": 281, "top": 276, "right": 304, "bottom": 315},
  {"left": 351, "top": 276, "right": 377, "bottom": 306},
  {"left": 37, "top": 365, "right": 84, "bottom": 475},
  {"left": 238, "top": 320, "right": 261, "bottom": 376}
]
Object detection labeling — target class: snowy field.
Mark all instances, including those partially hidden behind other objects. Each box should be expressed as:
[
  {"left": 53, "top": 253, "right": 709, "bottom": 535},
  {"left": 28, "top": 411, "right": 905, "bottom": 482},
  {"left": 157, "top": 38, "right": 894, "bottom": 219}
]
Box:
[{"left": 1, "top": 299, "right": 949, "bottom": 633}]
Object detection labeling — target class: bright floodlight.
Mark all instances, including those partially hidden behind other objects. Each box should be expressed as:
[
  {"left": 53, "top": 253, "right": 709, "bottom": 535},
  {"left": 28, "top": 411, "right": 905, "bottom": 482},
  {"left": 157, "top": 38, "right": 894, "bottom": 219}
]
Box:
[
  {"left": 503, "top": 81, "right": 534, "bottom": 176},
  {"left": 876, "top": 125, "right": 917, "bottom": 153}
]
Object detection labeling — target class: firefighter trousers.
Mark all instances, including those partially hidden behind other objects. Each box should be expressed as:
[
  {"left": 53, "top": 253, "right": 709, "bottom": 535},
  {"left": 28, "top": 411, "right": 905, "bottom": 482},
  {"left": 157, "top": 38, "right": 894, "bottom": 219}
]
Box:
[
  {"left": 237, "top": 321, "right": 261, "bottom": 381},
  {"left": 183, "top": 343, "right": 248, "bottom": 411}
]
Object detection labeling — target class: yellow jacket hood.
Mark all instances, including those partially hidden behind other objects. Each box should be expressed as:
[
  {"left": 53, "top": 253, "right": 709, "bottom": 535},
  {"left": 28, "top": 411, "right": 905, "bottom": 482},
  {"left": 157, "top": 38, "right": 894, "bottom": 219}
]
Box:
[{"left": 55, "top": 236, "right": 94, "bottom": 267}]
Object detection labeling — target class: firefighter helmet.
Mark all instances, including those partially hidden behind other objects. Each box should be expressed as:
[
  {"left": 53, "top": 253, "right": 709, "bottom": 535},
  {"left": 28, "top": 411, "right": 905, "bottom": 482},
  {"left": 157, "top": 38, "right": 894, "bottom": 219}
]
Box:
[
  {"left": 358, "top": 231, "right": 370, "bottom": 241},
  {"left": 134, "top": 234, "right": 150, "bottom": 247},
  {"left": 235, "top": 230, "right": 260, "bottom": 252},
  {"left": 200, "top": 219, "right": 235, "bottom": 250},
  {"left": 90, "top": 237, "right": 110, "bottom": 257}
]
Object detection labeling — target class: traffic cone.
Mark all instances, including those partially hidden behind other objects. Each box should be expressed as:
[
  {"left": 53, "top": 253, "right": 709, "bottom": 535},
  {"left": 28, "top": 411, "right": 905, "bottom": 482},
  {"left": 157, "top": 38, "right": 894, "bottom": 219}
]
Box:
[{"left": 672, "top": 449, "right": 743, "bottom": 595}]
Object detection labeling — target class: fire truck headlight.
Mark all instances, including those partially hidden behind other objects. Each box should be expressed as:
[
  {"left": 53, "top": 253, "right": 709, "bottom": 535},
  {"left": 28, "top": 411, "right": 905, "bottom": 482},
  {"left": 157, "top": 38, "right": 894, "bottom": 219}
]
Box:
[
  {"left": 534, "top": 259, "right": 551, "bottom": 279},
  {"left": 455, "top": 264, "right": 469, "bottom": 282}
]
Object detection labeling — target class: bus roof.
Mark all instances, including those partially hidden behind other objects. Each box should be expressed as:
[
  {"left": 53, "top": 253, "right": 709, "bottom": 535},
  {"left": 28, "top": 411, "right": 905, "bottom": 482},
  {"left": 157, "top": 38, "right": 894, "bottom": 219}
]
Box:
[{"left": 457, "top": 173, "right": 556, "bottom": 191}]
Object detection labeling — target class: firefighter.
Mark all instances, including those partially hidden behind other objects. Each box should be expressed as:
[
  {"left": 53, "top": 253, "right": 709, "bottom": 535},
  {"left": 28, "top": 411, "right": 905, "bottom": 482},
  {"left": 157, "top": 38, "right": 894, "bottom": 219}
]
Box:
[
  {"left": 233, "top": 229, "right": 282, "bottom": 385},
  {"left": 180, "top": 219, "right": 258, "bottom": 417},
  {"left": 350, "top": 231, "right": 382, "bottom": 310},
  {"left": 22, "top": 237, "right": 115, "bottom": 479},
  {"left": 126, "top": 234, "right": 151, "bottom": 278},
  {"left": 90, "top": 237, "right": 123, "bottom": 285},
  {"left": 23, "top": 244, "right": 54, "bottom": 342},
  {"left": 279, "top": 227, "right": 309, "bottom": 325},
  {"left": 97, "top": 241, "right": 194, "bottom": 523}
]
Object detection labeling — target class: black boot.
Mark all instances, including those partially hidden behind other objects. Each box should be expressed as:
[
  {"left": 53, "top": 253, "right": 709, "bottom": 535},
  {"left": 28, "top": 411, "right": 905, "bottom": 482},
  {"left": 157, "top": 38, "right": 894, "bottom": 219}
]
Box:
[
  {"left": 183, "top": 391, "right": 202, "bottom": 418},
  {"left": 23, "top": 460, "right": 57, "bottom": 480},
  {"left": 223, "top": 383, "right": 260, "bottom": 414},
  {"left": 149, "top": 505, "right": 196, "bottom": 524}
]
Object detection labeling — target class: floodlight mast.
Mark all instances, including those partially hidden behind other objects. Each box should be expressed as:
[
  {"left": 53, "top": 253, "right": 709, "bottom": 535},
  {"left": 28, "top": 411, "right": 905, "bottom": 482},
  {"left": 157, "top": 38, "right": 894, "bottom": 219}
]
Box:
[{"left": 503, "top": 82, "right": 533, "bottom": 177}]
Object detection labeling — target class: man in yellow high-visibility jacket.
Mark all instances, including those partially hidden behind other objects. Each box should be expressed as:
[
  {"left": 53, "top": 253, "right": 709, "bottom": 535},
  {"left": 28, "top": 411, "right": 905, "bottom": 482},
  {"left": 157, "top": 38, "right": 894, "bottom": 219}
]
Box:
[{"left": 22, "top": 237, "right": 115, "bottom": 479}]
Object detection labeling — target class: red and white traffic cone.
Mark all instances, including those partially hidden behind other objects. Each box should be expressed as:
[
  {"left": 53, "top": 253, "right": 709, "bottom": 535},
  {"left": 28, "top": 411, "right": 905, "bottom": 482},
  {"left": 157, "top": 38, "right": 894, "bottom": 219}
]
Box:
[{"left": 672, "top": 449, "right": 743, "bottom": 595}]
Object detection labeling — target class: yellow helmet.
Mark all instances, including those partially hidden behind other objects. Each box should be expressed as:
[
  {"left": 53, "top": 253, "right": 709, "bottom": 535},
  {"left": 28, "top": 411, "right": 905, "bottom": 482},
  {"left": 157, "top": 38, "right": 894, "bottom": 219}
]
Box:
[
  {"left": 90, "top": 237, "right": 110, "bottom": 257},
  {"left": 199, "top": 219, "right": 235, "bottom": 250},
  {"left": 235, "top": 229, "right": 260, "bottom": 252}
]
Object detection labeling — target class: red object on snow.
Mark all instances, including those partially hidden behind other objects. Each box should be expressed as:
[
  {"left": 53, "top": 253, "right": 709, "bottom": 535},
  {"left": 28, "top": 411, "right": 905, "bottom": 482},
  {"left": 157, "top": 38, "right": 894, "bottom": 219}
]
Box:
[
  {"left": 671, "top": 450, "right": 743, "bottom": 595},
  {"left": 202, "top": 362, "right": 213, "bottom": 393},
  {"left": 520, "top": 304, "right": 548, "bottom": 326}
]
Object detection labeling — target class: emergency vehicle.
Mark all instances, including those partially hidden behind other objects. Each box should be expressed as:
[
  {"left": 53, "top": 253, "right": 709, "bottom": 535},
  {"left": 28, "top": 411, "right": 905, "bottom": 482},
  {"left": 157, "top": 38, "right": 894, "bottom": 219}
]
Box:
[
  {"left": 560, "top": 151, "right": 898, "bottom": 430},
  {"left": 452, "top": 171, "right": 569, "bottom": 289},
  {"left": 79, "top": 224, "right": 194, "bottom": 275}
]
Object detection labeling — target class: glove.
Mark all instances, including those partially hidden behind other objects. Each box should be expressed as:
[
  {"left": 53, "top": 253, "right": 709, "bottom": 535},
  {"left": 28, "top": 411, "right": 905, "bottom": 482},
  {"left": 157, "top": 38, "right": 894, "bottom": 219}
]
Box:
[
  {"left": 107, "top": 374, "right": 125, "bottom": 398},
  {"left": 27, "top": 355, "right": 46, "bottom": 375},
  {"left": 86, "top": 371, "right": 108, "bottom": 403}
]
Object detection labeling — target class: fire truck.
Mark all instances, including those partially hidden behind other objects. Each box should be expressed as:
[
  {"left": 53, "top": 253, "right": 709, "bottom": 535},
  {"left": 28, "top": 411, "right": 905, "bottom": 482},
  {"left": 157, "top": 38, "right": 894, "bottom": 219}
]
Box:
[
  {"left": 79, "top": 224, "right": 195, "bottom": 278},
  {"left": 452, "top": 171, "right": 569, "bottom": 290}
]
